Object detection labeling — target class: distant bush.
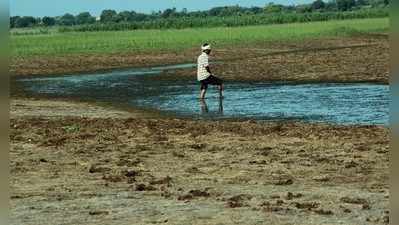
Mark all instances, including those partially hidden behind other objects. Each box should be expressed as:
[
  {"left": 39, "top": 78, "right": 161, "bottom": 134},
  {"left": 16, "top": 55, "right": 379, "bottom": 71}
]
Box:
[{"left": 58, "top": 9, "right": 388, "bottom": 33}]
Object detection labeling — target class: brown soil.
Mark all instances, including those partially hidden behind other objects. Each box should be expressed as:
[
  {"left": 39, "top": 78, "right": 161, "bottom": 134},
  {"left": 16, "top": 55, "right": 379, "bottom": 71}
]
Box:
[
  {"left": 157, "top": 36, "right": 389, "bottom": 83},
  {"left": 11, "top": 36, "right": 389, "bottom": 83},
  {"left": 10, "top": 35, "right": 390, "bottom": 224},
  {"left": 10, "top": 99, "right": 389, "bottom": 225}
]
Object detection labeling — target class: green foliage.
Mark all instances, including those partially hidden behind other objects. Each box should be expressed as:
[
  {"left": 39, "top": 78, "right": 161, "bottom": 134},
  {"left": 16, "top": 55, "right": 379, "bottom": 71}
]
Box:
[
  {"left": 100, "top": 10, "right": 119, "bottom": 23},
  {"left": 312, "top": 0, "right": 327, "bottom": 10},
  {"left": 12, "top": 16, "right": 38, "bottom": 28},
  {"left": 264, "top": 3, "right": 284, "bottom": 13},
  {"left": 76, "top": 12, "right": 96, "bottom": 25},
  {"left": 57, "top": 9, "right": 388, "bottom": 32},
  {"left": 337, "top": 0, "right": 357, "bottom": 11},
  {"left": 42, "top": 16, "right": 56, "bottom": 26},
  {"left": 59, "top": 13, "right": 76, "bottom": 26},
  {"left": 11, "top": 18, "right": 389, "bottom": 58},
  {"left": 10, "top": 16, "right": 20, "bottom": 28},
  {"left": 10, "top": 0, "right": 389, "bottom": 28}
]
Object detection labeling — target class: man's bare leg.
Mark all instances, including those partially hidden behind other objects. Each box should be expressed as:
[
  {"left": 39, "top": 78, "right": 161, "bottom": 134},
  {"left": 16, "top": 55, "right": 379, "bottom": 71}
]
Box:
[
  {"left": 219, "top": 84, "right": 224, "bottom": 98},
  {"left": 200, "top": 89, "right": 206, "bottom": 99},
  {"left": 200, "top": 99, "right": 208, "bottom": 113}
]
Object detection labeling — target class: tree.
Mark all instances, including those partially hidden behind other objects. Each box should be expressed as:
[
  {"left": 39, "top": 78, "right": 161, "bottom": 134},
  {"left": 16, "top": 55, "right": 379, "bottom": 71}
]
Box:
[
  {"left": 296, "top": 4, "right": 313, "bottom": 13},
  {"left": 336, "top": 0, "right": 356, "bottom": 10},
  {"left": 76, "top": 12, "right": 95, "bottom": 25},
  {"left": 264, "top": 3, "right": 284, "bottom": 13},
  {"left": 59, "top": 13, "right": 76, "bottom": 26},
  {"left": 312, "top": 0, "right": 326, "bottom": 10},
  {"left": 14, "top": 16, "right": 37, "bottom": 27},
  {"left": 10, "top": 16, "right": 20, "bottom": 28},
  {"left": 42, "top": 16, "right": 56, "bottom": 26},
  {"left": 249, "top": 6, "right": 263, "bottom": 14},
  {"left": 208, "top": 7, "right": 224, "bottom": 16},
  {"left": 355, "top": 0, "right": 367, "bottom": 6},
  {"left": 118, "top": 11, "right": 133, "bottom": 22},
  {"left": 161, "top": 8, "right": 177, "bottom": 18},
  {"left": 325, "top": 0, "right": 338, "bottom": 10},
  {"left": 100, "top": 10, "right": 118, "bottom": 23}
]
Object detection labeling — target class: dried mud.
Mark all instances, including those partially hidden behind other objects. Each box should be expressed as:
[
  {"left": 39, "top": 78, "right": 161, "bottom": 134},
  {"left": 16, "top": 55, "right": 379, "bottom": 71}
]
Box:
[
  {"left": 157, "top": 36, "right": 389, "bottom": 84},
  {"left": 11, "top": 36, "right": 389, "bottom": 84},
  {"left": 10, "top": 99, "right": 389, "bottom": 225}
]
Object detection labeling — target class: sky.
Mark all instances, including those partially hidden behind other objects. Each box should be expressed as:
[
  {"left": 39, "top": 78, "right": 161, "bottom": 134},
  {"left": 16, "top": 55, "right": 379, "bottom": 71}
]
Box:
[{"left": 10, "top": 0, "right": 314, "bottom": 17}]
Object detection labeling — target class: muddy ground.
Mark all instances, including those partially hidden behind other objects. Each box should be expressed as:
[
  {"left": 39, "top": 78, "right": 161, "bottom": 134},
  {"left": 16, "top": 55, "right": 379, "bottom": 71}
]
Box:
[
  {"left": 10, "top": 99, "right": 389, "bottom": 225},
  {"left": 10, "top": 35, "right": 390, "bottom": 225},
  {"left": 11, "top": 35, "right": 389, "bottom": 84}
]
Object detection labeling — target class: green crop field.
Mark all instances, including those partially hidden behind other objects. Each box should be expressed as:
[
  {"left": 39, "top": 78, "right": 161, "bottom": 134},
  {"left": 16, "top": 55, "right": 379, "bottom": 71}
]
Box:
[{"left": 11, "top": 18, "right": 389, "bottom": 58}]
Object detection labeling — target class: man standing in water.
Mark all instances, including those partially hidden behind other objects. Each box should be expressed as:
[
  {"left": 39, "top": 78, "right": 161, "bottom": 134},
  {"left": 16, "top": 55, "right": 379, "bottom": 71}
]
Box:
[{"left": 197, "top": 43, "right": 224, "bottom": 99}]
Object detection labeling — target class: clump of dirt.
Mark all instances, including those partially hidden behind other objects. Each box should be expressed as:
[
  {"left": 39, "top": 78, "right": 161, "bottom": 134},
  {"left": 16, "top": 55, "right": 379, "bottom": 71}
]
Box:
[
  {"left": 285, "top": 192, "right": 303, "bottom": 200},
  {"left": 340, "top": 196, "right": 369, "bottom": 205},
  {"left": 294, "top": 202, "right": 320, "bottom": 210},
  {"left": 178, "top": 189, "right": 211, "bottom": 201},
  {"left": 226, "top": 194, "right": 252, "bottom": 208},
  {"left": 314, "top": 209, "right": 334, "bottom": 215},
  {"left": 260, "top": 201, "right": 290, "bottom": 213},
  {"left": 135, "top": 183, "right": 157, "bottom": 192},
  {"left": 150, "top": 176, "right": 172, "bottom": 186},
  {"left": 89, "top": 211, "right": 109, "bottom": 216},
  {"left": 89, "top": 164, "right": 112, "bottom": 173}
]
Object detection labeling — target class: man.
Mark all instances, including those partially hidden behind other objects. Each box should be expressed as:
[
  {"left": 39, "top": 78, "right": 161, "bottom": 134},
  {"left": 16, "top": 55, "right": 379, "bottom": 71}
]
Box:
[{"left": 197, "top": 43, "right": 224, "bottom": 99}]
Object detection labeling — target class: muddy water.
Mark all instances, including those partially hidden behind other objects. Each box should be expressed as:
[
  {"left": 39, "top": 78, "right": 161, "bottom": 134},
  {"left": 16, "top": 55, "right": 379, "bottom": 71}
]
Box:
[{"left": 14, "top": 64, "right": 389, "bottom": 125}]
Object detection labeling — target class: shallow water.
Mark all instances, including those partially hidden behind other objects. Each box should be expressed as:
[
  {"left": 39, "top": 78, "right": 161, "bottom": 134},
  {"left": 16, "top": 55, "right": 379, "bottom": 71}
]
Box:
[{"left": 15, "top": 64, "right": 389, "bottom": 125}]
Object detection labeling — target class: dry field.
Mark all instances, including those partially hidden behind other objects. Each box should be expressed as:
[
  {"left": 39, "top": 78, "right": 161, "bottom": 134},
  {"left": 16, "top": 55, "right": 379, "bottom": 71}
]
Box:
[{"left": 10, "top": 35, "right": 390, "bottom": 225}]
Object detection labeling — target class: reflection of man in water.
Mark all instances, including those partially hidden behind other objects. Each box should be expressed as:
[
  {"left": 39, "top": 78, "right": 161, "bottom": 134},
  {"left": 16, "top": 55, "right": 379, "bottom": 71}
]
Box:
[
  {"left": 200, "top": 98, "right": 224, "bottom": 115},
  {"left": 197, "top": 43, "right": 224, "bottom": 99}
]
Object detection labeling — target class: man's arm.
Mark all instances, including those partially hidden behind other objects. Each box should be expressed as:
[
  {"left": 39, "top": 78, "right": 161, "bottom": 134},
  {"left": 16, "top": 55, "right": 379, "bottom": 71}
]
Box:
[{"left": 205, "top": 66, "right": 212, "bottom": 75}]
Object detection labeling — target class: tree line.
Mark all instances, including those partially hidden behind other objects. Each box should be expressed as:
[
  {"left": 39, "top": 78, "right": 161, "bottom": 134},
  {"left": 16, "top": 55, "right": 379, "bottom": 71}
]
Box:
[{"left": 10, "top": 0, "right": 389, "bottom": 28}]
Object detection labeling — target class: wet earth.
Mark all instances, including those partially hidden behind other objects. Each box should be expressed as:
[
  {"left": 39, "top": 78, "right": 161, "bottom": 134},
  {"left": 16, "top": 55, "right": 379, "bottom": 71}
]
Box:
[{"left": 13, "top": 63, "right": 389, "bottom": 125}]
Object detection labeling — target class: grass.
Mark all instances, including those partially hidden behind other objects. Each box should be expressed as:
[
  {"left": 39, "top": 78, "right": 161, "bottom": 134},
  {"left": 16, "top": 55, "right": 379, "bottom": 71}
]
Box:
[{"left": 11, "top": 18, "right": 389, "bottom": 58}]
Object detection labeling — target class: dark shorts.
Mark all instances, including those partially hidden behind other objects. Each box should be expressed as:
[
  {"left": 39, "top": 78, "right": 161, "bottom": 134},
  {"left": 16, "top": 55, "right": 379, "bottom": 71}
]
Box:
[{"left": 200, "top": 75, "right": 223, "bottom": 90}]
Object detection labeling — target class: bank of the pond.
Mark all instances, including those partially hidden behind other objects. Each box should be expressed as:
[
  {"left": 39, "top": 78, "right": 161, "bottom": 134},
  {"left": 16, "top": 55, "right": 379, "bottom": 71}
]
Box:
[
  {"left": 11, "top": 35, "right": 389, "bottom": 84},
  {"left": 10, "top": 97, "right": 389, "bottom": 225}
]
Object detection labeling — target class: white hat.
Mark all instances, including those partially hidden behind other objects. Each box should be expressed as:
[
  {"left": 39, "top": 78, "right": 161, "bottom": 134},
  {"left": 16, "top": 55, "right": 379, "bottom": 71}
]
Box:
[{"left": 201, "top": 44, "right": 211, "bottom": 50}]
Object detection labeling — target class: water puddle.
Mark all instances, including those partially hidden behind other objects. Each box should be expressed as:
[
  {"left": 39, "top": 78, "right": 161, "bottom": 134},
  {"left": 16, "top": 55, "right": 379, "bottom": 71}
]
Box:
[{"left": 14, "top": 63, "right": 389, "bottom": 125}]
